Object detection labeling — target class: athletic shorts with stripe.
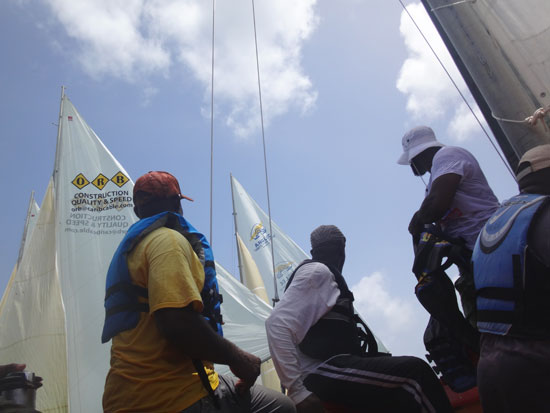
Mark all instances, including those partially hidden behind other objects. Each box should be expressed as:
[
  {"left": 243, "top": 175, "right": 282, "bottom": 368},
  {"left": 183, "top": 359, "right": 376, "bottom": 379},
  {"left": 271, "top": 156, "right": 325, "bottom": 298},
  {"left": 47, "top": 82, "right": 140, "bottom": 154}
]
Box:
[{"left": 303, "top": 354, "right": 452, "bottom": 413}]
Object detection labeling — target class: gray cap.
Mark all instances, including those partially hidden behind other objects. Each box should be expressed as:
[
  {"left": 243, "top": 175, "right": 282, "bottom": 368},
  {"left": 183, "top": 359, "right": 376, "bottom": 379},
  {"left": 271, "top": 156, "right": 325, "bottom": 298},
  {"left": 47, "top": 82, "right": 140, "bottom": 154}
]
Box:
[{"left": 310, "top": 225, "right": 346, "bottom": 249}]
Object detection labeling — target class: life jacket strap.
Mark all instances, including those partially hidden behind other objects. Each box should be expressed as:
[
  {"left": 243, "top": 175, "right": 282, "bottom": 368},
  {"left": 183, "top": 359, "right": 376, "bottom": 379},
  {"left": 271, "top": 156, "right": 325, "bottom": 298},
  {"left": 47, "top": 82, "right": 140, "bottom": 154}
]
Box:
[
  {"left": 105, "top": 302, "right": 150, "bottom": 317},
  {"left": 105, "top": 282, "right": 148, "bottom": 300},
  {"left": 191, "top": 359, "right": 220, "bottom": 409}
]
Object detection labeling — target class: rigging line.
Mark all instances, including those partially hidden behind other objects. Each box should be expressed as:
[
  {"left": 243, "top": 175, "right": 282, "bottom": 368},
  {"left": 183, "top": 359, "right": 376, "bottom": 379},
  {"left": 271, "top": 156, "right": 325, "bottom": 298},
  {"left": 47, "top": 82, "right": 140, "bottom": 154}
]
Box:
[
  {"left": 431, "top": 0, "right": 476, "bottom": 12},
  {"left": 397, "top": 0, "right": 516, "bottom": 179},
  {"left": 209, "top": 0, "right": 215, "bottom": 246},
  {"left": 251, "top": 0, "right": 279, "bottom": 304}
]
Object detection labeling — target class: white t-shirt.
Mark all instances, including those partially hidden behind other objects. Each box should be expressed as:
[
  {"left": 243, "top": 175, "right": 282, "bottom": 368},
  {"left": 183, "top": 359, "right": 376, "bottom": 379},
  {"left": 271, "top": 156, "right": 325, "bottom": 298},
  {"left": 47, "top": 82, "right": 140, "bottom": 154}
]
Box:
[
  {"left": 265, "top": 261, "right": 339, "bottom": 404},
  {"left": 428, "top": 146, "right": 499, "bottom": 249}
]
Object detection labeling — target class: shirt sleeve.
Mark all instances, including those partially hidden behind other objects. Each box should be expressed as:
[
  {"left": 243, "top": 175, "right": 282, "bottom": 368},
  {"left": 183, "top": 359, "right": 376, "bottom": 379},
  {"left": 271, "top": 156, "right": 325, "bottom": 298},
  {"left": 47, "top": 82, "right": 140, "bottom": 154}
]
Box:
[
  {"left": 431, "top": 147, "right": 467, "bottom": 182},
  {"left": 145, "top": 229, "right": 206, "bottom": 314},
  {"left": 265, "top": 262, "right": 340, "bottom": 404}
]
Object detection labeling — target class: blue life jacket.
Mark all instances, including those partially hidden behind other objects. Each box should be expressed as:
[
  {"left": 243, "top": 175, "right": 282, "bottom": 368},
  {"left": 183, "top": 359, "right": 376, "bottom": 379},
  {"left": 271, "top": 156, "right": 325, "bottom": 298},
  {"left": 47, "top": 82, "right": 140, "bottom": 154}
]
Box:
[
  {"left": 101, "top": 211, "right": 223, "bottom": 343},
  {"left": 473, "top": 193, "right": 549, "bottom": 336}
]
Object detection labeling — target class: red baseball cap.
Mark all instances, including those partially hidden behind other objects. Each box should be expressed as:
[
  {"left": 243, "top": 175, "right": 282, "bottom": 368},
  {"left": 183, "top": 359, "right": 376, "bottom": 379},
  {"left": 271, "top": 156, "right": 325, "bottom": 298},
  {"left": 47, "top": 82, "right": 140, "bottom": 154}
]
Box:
[{"left": 133, "top": 171, "right": 193, "bottom": 205}]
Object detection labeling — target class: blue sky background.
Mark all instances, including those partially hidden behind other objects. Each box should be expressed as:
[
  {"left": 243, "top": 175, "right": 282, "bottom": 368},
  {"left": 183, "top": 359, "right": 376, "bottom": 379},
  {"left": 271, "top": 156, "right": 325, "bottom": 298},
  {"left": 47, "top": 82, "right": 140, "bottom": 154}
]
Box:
[{"left": 0, "top": 0, "right": 518, "bottom": 359}]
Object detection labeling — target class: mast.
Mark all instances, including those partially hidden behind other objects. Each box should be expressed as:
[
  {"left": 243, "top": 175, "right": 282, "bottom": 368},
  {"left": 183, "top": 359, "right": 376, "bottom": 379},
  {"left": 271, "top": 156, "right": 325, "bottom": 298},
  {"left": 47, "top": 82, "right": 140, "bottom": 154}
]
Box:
[
  {"left": 230, "top": 174, "right": 244, "bottom": 283},
  {"left": 16, "top": 191, "right": 36, "bottom": 267},
  {"left": 420, "top": 0, "right": 550, "bottom": 170},
  {"left": 53, "top": 86, "right": 65, "bottom": 191}
]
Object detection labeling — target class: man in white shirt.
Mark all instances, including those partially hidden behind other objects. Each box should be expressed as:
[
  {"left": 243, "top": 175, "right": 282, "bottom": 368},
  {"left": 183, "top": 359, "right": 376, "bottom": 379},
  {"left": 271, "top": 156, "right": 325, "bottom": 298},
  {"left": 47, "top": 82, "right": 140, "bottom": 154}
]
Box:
[
  {"left": 398, "top": 126, "right": 499, "bottom": 324},
  {"left": 266, "top": 225, "right": 452, "bottom": 413}
]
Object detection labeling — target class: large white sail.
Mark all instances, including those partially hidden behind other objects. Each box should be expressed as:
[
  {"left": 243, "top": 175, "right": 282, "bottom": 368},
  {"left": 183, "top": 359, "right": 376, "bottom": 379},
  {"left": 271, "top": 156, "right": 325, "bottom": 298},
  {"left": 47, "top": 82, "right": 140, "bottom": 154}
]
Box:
[
  {"left": 0, "top": 193, "right": 39, "bottom": 315},
  {"left": 231, "top": 175, "right": 309, "bottom": 303},
  {"left": 1, "top": 91, "right": 277, "bottom": 412},
  {"left": 0, "top": 180, "right": 68, "bottom": 412},
  {"left": 420, "top": 0, "right": 550, "bottom": 165},
  {"left": 231, "top": 175, "right": 389, "bottom": 354}
]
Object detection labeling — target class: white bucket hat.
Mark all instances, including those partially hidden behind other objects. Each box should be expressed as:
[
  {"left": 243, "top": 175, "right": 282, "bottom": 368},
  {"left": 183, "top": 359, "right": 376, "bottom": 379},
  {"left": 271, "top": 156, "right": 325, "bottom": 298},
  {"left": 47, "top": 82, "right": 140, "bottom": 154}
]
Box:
[{"left": 397, "top": 126, "right": 444, "bottom": 165}]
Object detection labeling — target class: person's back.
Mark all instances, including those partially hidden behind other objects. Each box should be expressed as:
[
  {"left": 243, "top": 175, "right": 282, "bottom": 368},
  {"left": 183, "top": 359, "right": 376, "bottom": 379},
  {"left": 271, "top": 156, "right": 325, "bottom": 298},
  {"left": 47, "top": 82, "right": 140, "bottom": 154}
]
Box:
[
  {"left": 102, "top": 171, "right": 295, "bottom": 413},
  {"left": 473, "top": 145, "right": 550, "bottom": 413},
  {"left": 103, "top": 226, "right": 216, "bottom": 411},
  {"left": 428, "top": 146, "right": 498, "bottom": 249},
  {"left": 267, "top": 225, "right": 453, "bottom": 413}
]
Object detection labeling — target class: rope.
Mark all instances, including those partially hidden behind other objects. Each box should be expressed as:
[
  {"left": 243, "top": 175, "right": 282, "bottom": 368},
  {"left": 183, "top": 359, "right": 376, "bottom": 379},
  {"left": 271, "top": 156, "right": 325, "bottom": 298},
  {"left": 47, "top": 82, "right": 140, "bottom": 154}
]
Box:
[
  {"left": 251, "top": 0, "right": 279, "bottom": 304},
  {"left": 431, "top": 0, "right": 476, "bottom": 12},
  {"left": 397, "top": 0, "right": 515, "bottom": 179},
  {"left": 209, "top": 0, "right": 215, "bottom": 246},
  {"left": 492, "top": 106, "right": 550, "bottom": 131}
]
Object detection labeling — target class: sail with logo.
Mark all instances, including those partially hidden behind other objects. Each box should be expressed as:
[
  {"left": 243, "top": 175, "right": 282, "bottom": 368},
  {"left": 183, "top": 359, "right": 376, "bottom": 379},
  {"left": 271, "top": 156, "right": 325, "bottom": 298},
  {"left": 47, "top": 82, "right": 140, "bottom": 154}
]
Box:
[
  {"left": 0, "top": 89, "right": 275, "bottom": 412},
  {"left": 231, "top": 175, "right": 309, "bottom": 303},
  {"left": 230, "top": 175, "right": 389, "bottom": 354}
]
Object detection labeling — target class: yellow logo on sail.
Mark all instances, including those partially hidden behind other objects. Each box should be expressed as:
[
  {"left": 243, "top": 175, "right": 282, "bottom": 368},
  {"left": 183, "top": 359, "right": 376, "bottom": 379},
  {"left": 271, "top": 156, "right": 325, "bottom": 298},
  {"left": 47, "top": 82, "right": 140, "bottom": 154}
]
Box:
[
  {"left": 72, "top": 173, "right": 90, "bottom": 189},
  {"left": 71, "top": 171, "right": 129, "bottom": 191},
  {"left": 92, "top": 173, "right": 109, "bottom": 190},
  {"left": 111, "top": 172, "right": 129, "bottom": 188}
]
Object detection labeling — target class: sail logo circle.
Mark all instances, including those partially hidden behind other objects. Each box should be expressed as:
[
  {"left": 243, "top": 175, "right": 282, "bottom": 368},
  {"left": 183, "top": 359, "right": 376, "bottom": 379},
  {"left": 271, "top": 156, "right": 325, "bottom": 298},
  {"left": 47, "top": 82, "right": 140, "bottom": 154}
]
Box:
[
  {"left": 249, "top": 223, "right": 271, "bottom": 251},
  {"left": 275, "top": 261, "right": 295, "bottom": 287}
]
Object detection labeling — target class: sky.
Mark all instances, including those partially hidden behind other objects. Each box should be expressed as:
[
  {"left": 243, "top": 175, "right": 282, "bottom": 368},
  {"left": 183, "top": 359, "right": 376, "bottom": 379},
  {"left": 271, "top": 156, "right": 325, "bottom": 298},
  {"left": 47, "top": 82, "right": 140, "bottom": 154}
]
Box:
[{"left": 0, "top": 0, "right": 518, "bottom": 360}]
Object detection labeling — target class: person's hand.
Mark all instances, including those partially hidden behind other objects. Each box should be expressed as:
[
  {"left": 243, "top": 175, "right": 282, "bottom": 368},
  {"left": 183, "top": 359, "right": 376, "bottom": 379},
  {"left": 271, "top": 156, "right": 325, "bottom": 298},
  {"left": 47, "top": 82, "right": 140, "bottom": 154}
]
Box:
[
  {"left": 0, "top": 363, "right": 25, "bottom": 378},
  {"left": 229, "top": 350, "right": 261, "bottom": 395},
  {"left": 296, "top": 393, "right": 326, "bottom": 413}
]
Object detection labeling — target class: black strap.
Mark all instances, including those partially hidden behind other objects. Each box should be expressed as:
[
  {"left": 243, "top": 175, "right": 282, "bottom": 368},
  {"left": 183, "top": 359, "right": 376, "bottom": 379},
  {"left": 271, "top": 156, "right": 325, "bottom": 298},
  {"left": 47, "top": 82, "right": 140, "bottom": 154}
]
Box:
[
  {"left": 105, "top": 302, "right": 149, "bottom": 317},
  {"left": 192, "top": 359, "right": 220, "bottom": 409},
  {"left": 477, "top": 310, "right": 514, "bottom": 324},
  {"left": 105, "top": 282, "right": 148, "bottom": 300},
  {"left": 476, "top": 286, "right": 516, "bottom": 301},
  {"left": 205, "top": 260, "right": 216, "bottom": 268}
]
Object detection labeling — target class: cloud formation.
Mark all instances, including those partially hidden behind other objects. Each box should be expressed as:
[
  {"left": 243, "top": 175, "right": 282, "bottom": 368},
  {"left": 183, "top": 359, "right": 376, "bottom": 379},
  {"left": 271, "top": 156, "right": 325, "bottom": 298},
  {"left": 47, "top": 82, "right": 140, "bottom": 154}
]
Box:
[
  {"left": 396, "top": 2, "right": 482, "bottom": 142},
  {"left": 351, "top": 272, "right": 428, "bottom": 357},
  {"left": 41, "top": 0, "right": 318, "bottom": 137}
]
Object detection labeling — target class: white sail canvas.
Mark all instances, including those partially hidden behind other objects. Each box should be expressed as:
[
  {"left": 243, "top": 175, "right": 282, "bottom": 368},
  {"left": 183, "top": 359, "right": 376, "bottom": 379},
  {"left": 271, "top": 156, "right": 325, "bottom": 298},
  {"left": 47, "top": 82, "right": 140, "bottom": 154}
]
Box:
[
  {"left": 0, "top": 181, "right": 68, "bottom": 412},
  {"left": 231, "top": 175, "right": 309, "bottom": 303},
  {"left": 1, "top": 92, "right": 277, "bottom": 412},
  {"left": 54, "top": 96, "right": 136, "bottom": 412}
]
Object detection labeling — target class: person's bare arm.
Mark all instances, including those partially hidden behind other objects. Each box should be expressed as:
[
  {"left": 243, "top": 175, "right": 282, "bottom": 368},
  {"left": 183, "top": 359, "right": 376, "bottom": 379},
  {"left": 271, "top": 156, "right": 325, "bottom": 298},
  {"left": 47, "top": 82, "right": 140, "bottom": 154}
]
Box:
[
  {"left": 409, "top": 173, "right": 461, "bottom": 236},
  {"left": 155, "top": 306, "right": 260, "bottom": 393}
]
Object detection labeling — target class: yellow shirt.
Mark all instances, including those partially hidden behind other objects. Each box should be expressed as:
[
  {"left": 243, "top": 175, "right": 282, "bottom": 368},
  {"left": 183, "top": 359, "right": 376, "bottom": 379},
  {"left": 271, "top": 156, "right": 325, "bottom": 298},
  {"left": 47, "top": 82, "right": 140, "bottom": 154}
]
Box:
[{"left": 103, "top": 227, "right": 219, "bottom": 412}]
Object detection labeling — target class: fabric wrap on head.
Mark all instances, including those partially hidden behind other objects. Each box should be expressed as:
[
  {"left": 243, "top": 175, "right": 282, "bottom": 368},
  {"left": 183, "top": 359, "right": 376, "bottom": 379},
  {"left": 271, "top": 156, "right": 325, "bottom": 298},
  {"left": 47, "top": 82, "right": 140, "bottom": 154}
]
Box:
[{"left": 310, "top": 225, "right": 346, "bottom": 259}]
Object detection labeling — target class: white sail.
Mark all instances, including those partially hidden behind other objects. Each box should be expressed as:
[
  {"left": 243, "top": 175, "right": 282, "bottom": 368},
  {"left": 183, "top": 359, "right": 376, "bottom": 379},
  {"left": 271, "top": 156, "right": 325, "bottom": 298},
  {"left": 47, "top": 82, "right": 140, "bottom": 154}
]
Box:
[
  {"left": 421, "top": 0, "right": 550, "bottom": 163},
  {"left": 231, "top": 175, "right": 309, "bottom": 302},
  {"left": 0, "top": 193, "right": 40, "bottom": 315},
  {"left": 214, "top": 262, "right": 273, "bottom": 375},
  {"left": 231, "top": 175, "right": 389, "bottom": 354},
  {"left": 0, "top": 180, "right": 68, "bottom": 412},
  {"left": 1, "top": 92, "right": 280, "bottom": 412},
  {"left": 235, "top": 233, "right": 280, "bottom": 389},
  {"left": 53, "top": 95, "right": 136, "bottom": 412}
]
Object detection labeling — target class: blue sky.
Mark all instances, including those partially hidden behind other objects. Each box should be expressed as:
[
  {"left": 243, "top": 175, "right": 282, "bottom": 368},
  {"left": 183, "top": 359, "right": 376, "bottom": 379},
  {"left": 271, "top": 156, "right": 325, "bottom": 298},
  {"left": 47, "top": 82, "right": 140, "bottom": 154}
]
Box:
[{"left": 0, "top": 0, "right": 518, "bottom": 358}]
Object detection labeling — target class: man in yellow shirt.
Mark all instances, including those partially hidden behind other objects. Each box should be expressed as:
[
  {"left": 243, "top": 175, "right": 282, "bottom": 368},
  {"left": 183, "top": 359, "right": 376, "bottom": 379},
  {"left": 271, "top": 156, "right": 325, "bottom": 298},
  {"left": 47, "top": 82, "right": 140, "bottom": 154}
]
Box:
[{"left": 102, "top": 171, "right": 294, "bottom": 412}]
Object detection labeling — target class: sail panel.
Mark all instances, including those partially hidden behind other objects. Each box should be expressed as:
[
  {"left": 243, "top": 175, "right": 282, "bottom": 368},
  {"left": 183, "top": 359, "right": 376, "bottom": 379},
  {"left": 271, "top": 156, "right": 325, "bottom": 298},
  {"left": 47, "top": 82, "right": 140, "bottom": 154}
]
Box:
[
  {"left": 215, "top": 262, "right": 273, "bottom": 374},
  {"left": 231, "top": 176, "right": 309, "bottom": 302},
  {"left": 0, "top": 180, "right": 68, "bottom": 412},
  {"left": 53, "top": 96, "right": 136, "bottom": 412},
  {"left": 422, "top": 0, "right": 550, "bottom": 162}
]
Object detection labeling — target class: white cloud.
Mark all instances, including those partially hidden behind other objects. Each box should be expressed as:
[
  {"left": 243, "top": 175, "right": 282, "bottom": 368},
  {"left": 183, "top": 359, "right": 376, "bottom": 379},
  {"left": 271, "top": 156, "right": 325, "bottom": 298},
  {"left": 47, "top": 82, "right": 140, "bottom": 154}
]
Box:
[
  {"left": 41, "top": 0, "right": 318, "bottom": 137},
  {"left": 351, "top": 272, "right": 428, "bottom": 357},
  {"left": 396, "top": 2, "right": 480, "bottom": 141}
]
